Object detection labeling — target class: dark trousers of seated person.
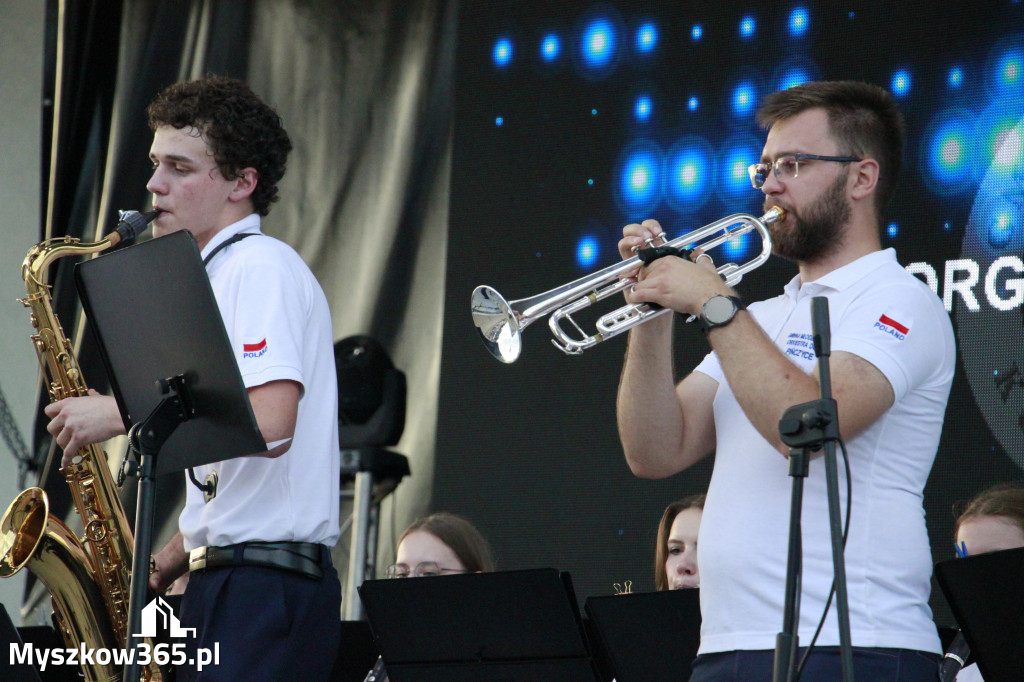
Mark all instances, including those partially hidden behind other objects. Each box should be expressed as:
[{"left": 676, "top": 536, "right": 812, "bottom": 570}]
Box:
[
  {"left": 177, "top": 550, "right": 341, "bottom": 681},
  {"left": 689, "top": 647, "right": 941, "bottom": 682}
]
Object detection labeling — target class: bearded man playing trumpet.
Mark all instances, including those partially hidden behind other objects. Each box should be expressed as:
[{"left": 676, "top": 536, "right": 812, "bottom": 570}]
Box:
[{"left": 616, "top": 81, "right": 955, "bottom": 681}]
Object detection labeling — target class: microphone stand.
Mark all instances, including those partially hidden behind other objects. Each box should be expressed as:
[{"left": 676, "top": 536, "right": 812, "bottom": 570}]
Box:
[{"left": 772, "top": 296, "right": 854, "bottom": 682}]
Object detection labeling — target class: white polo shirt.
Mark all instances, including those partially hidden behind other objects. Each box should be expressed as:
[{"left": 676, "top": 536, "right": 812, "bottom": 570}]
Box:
[
  {"left": 694, "top": 248, "right": 955, "bottom": 654},
  {"left": 179, "top": 215, "right": 341, "bottom": 550}
]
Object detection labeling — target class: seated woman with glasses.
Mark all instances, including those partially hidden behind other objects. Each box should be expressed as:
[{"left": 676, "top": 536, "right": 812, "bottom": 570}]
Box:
[
  {"left": 654, "top": 493, "right": 705, "bottom": 591},
  {"left": 365, "top": 512, "right": 495, "bottom": 681},
  {"left": 943, "top": 482, "right": 1024, "bottom": 682},
  {"left": 385, "top": 511, "right": 496, "bottom": 578}
]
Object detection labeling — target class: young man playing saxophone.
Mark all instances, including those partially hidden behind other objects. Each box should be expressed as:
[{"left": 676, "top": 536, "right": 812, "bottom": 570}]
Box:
[{"left": 44, "top": 75, "right": 341, "bottom": 681}]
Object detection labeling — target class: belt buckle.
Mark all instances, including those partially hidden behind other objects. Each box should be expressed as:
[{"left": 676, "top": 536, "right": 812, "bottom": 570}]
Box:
[{"left": 189, "top": 546, "right": 209, "bottom": 571}]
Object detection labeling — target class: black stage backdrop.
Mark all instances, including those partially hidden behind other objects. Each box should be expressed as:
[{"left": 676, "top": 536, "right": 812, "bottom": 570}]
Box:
[{"left": 438, "top": 0, "right": 1024, "bottom": 628}]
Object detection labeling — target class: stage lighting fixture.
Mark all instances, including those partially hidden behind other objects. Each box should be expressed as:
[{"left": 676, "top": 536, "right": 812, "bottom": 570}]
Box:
[{"left": 335, "top": 335, "right": 406, "bottom": 448}]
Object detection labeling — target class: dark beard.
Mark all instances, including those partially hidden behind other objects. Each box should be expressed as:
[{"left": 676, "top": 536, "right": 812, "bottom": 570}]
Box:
[{"left": 766, "top": 173, "right": 850, "bottom": 263}]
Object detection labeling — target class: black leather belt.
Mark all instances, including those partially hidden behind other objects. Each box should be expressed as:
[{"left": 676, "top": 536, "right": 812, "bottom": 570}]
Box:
[{"left": 189, "top": 541, "right": 326, "bottom": 580}]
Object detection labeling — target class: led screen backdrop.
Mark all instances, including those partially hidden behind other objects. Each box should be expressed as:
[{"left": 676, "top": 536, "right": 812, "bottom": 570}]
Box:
[{"left": 438, "top": 0, "right": 1024, "bottom": 625}]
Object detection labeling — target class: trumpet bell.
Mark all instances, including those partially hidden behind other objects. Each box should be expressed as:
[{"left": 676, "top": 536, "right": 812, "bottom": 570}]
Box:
[{"left": 472, "top": 285, "right": 522, "bottom": 363}]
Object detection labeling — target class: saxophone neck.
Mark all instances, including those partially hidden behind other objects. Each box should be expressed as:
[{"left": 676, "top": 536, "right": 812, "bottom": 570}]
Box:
[
  {"left": 23, "top": 235, "right": 118, "bottom": 290},
  {"left": 22, "top": 209, "right": 162, "bottom": 288}
]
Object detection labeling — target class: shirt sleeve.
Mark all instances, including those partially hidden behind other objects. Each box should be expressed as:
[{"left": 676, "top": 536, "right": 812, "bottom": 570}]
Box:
[
  {"left": 222, "top": 248, "right": 308, "bottom": 391},
  {"left": 831, "top": 279, "right": 951, "bottom": 401}
]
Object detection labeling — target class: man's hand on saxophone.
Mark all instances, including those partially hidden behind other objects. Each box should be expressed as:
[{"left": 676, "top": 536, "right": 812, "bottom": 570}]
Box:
[
  {"left": 149, "top": 531, "right": 189, "bottom": 594},
  {"left": 44, "top": 389, "right": 125, "bottom": 466}
]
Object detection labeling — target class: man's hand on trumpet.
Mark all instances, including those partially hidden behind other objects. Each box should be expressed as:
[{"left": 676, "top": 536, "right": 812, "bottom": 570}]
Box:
[{"left": 618, "top": 218, "right": 734, "bottom": 317}]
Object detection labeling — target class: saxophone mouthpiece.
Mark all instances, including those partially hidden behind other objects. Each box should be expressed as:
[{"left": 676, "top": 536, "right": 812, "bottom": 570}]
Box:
[{"left": 111, "top": 209, "right": 163, "bottom": 246}]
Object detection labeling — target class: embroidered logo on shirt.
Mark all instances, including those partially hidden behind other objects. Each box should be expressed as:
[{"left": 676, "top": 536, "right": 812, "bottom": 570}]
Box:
[
  {"left": 874, "top": 313, "right": 910, "bottom": 340},
  {"left": 784, "top": 332, "right": 816, "bottom": 361},
  {"left": 243, "top": 338, "right": 268, "bottom": 358}
]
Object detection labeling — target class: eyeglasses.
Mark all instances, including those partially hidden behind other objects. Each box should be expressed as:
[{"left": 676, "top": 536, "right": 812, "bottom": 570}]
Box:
[
  {"left": 384, "top": 561, "right": 467, "bottom": 578},
  {"left": 747, "top": 153, "right": 862, "bottom": 189}
]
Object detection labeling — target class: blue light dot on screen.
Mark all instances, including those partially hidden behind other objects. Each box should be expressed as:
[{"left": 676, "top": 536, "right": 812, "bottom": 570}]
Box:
[
  {"left": 615, "top": 142, "right": 664, "bottom": 218},
  {"left": 998, "top": 50, "right": 1023, "bottom": 88},
  {"left": 691, "top": 24, "right": 703, "bottom": 40},
  {"left": 582, "top": 18, "right": 616, "bottom": 68},
  {"left": 740, "top": 16, "right": 756, "bottom": 38},
  {"left": 780, "top": 69, "right": 810, "bottom": 91},
  {"left": 541, "top": 35, "right": 560, "bottom": 61},
  {"left": 688, "top": 96, "right": 699, "bottom": 111},
  {"left": 635, "top": 96, "right": 652, "bottom": 121},
  {"left": 588, "top": 179, "right": 594, "bottom": 185},
  {"left": 666, "top": 136, "right": 714, "bottom": 213},
  {"left": 495, "top": 116, "right": 503, "bottom": 126},
  {"left": 921, "top": 110, "right": 975, "bottom": 194},
  {"left": 592, "top": 108, "right": 598, "bottom": 115},
  {"left": 944, "top": 222, "right": 951, "bottom": 231},
  {"left": 577, "top": 235, "right": 599, "bottom": 268},
  {"left": 990, "top": 212, "right": 1012, "bottom": 248},
  {"left": 636, "top": 22, "right": 657, "bottom": 52},
  {"left": 789, "top": 8, "right": 809, "bottom": 36},
  {"left": 848, "top": 11, "right": 855, "bottom": 19},
  {"left": 887, "top": 223, "right": 898, "bottom": 238},
  {"left": 493, "top": 38, "right": 512, "bottom": 67},
  {"left": 630, "top": 165, "right": 649, "bottom": 191},
  {"left": 948, "top": 67, "right": 963, "bottom": 87},
  {"left": 732, "top": 82, "right": 756, "bottom": 115},
  {"left": 891, "top": 70, "right": 911, "bottom": 96}
]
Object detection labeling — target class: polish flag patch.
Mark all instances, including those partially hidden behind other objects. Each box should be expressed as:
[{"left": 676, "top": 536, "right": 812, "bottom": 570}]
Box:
[
  {"left": 874, "top": 312, "right": 910, "bottom": 340},
  {"left": 243, "top": 338, "right": 268, "bottom": 357}
]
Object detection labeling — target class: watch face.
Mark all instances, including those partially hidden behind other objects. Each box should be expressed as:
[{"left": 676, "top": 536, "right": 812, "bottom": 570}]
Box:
[{"left": 704, "top": 296, "right": 737, "bottom": 326}]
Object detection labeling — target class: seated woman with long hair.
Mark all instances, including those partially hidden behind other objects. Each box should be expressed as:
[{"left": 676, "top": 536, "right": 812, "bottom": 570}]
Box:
[{"left": 654, "top": 493, "right": 705, "bottom": 591}]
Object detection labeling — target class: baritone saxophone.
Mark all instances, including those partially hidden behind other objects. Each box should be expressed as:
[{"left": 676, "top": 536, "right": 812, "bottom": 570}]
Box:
[{"left": 0, "top": 209, "right": 164, "bottom": 681}]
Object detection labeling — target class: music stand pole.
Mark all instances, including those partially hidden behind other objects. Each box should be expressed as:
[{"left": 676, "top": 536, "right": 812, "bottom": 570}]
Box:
[
  {"left": 123, "top": 377, "right": 195, "bottom": 682},
  {"left": 772, "top": 296, "right": 853, "bottom": 682}
]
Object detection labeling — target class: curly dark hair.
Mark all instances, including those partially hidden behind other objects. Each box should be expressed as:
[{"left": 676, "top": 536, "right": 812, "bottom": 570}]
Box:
[{"left": 146, "top": 74, "right": 291, "bottom": 216}]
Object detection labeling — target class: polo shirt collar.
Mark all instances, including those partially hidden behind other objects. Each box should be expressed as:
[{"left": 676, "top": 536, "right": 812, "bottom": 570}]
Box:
[
  {"left": 782, "top": 248, "right": 898, "bottom": 301},
  {"left": 200, "top": 213, "right": 262, "bottom": 260}
]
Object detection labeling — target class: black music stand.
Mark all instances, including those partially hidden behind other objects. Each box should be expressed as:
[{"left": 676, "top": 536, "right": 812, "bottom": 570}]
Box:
[
  {"left": 1, "top": 603, "right": 44, "bottom": 682},
  {"left": 74, "top": 229, "right": 267, "bottom": 681},
  {"left": 584, "top": 589, "right": 701, "bottom": 682},
  {"left": 935, "top": 547, "right": 1024, "bottom": 682},
  {"left": 358, "top": 568, "right": 599, "bottom": 682}
]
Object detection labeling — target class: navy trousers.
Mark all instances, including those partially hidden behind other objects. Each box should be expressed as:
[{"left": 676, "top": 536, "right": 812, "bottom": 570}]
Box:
[
  {"left": 689, "top": 647, "right": 941, "bottom": 682},
  {"left": 177, "top": 550, "right": 341, "bottom": 681}
]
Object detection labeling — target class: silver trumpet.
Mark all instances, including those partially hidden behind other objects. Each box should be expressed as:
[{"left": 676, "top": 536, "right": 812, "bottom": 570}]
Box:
[{"left": 471, "top": 207, "right": 784, "bottom": 363}]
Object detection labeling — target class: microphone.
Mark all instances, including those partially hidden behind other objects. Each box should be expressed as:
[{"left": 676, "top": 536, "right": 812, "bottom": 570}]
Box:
[{"left": 939, "top": 631, "right": 970, "bottom": 682}]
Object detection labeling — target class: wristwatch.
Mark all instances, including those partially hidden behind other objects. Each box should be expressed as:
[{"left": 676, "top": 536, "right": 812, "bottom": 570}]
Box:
[{"left": 700, "top": 295, "right": 745, "bottom": 333}]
